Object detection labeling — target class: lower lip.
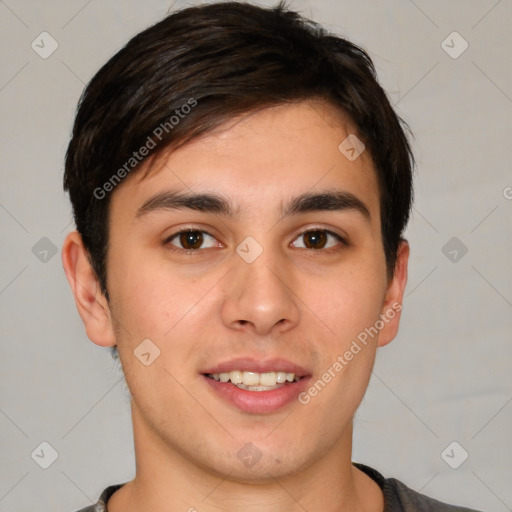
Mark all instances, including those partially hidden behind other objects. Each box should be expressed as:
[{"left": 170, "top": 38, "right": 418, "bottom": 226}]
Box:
[{"left": 202, "top": 375, "right": 311, "bottom": 414}]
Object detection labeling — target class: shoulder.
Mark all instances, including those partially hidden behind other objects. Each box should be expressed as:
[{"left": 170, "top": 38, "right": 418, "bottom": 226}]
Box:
[
  {"left": 353, "top": 463, "right": 482, "bottom": 512},
  {"left": 72, "top": 483, "right": 125, "bottom": 512},
  {"left": 384, "top": 476, "right": 482, "bottom": 512}
]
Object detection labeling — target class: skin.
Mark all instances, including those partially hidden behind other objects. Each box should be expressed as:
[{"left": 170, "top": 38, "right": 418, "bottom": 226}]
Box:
[{"left": 63, "top": 99, "right": 409, "bottom": 512}]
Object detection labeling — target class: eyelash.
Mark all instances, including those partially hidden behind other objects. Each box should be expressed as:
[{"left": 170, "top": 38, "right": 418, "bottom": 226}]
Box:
[{"left": 163, "top": 227, "right": 348, "bottom": 255}]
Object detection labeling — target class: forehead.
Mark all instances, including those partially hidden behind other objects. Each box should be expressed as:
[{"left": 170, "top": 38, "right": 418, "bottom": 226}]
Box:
[{"left": 112, "top": 100, "right": 380, "bottom": 222}]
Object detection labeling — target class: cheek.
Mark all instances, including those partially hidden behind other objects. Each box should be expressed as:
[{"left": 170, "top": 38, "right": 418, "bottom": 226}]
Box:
[
  {"left": 310, "top": 261, "right": 387, "bottom": 346},
  {"left": 108, "top": 262, "right": 209, "bottom": 408},
  {"left": 298, "top": 272, "right": 384, "bottom": 421},
  {"left": 108, "top": 249, "right": 206, "bottom": 341},
  {"left": 327, "top": 292, "right": 383, "bottom": 344}
]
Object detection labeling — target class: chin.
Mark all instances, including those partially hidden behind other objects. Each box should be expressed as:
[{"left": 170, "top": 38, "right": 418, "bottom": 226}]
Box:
[{"left": 203, "top": 440, "right": 311, "bottom": 483}]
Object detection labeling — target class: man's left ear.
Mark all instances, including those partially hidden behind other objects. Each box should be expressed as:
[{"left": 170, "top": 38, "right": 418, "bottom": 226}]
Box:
[{"left": 377, "top": 239, "right": 409, "bottom": 347}]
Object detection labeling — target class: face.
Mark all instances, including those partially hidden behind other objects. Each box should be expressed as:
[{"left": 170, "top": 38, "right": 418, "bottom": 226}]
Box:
[{"left": 72, "top": 100, "right": 408, "bottom": 482}]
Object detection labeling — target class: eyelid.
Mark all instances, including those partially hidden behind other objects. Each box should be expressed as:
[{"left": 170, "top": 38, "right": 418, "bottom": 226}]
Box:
[{"left": 298, "top": 226, "right": 347, "bottom": 240}]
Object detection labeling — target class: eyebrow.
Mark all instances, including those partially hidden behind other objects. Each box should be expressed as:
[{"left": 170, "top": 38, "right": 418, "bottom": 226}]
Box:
[{"left": 135, "top": 188, "right": 371, "bottom": 221}]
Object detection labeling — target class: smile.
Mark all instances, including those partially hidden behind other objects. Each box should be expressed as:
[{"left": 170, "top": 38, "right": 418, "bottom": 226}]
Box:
[{"left": 205, "top": 370, "right": 302, "bottom": 391}]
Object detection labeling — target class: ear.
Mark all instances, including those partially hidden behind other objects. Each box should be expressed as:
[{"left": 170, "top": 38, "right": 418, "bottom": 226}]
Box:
[
  {"left": 377, "top": 239, "right": 409, "bottom": 347},
  {"left": 62, "top": 231, "right": 116, "bottom": 347}
]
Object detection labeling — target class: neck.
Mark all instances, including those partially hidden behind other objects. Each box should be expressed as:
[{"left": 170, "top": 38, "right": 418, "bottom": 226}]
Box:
[{"left": 108, "top": 403, "right": 383, "bottom": 512}]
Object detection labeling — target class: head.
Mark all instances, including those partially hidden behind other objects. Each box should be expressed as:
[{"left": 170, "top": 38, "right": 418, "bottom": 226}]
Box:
[{"left": 63, "top": 1, "right": 413, "bottom": 483}]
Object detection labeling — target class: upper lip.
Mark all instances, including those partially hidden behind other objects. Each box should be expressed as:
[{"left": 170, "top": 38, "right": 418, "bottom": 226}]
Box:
[{"left": 201, "top": 357, "right": 310, "bottom": 377}]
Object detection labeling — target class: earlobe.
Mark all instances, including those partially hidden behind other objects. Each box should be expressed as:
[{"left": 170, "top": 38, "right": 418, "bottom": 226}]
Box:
[
  {"left": 61, "top": 231, "right": 116, "bottom": 347},
  {"left": 377, "top": 240, "right": 410, "bottom": 348}
]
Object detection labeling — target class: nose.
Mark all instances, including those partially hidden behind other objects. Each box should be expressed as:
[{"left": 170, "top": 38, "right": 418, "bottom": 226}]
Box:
[{"left": 220, "top": 245, "right": 301, "bottom": 336}]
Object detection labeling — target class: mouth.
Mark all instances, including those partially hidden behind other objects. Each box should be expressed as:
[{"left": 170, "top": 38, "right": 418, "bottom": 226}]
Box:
[
  {"left": 203, "top": 370, "right": 303, "bottom": 392},
  {"left": 201, "top": 358, "right": 311, "bottom": 414}
]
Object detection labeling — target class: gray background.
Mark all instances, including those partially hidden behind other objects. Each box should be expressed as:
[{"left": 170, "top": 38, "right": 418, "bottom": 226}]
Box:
[{"left": 1, "top": 0, "right": 511, "bottom": 510}]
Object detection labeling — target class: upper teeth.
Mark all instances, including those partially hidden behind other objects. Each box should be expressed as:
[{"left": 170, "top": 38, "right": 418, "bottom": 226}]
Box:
[{"left": 210, "top": 371, "right": 298, "bottom": 386}]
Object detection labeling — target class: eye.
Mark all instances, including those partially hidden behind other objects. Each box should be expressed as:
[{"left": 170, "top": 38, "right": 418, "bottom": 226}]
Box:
[
  {"left": 291, "top": 229, "right": 346, "bottom": 250},
  {"left": 164, "top": 229, "right": 220, "bottom": 252},
  {"left": 163, "top": 227, "right": 347, "bottom": 254}
]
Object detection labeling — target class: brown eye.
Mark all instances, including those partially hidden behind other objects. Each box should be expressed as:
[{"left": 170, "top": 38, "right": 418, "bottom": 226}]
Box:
[
  {"left": 165, "top": 230, "right": 218, "bottom": 251},
  {"left": 303, "top": 230, "right": 327, "bottom": 249},
  {"left": 292, "top": 229, "right": 346, "bottom": 250},
  {"left": 179, "top": 231, "right": 203, "bottom": 249}
]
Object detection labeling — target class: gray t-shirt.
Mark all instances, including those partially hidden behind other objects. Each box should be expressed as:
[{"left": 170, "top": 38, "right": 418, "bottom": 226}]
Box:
[{"left": 74, "top": 462, "right": 482, "bottom": 511}]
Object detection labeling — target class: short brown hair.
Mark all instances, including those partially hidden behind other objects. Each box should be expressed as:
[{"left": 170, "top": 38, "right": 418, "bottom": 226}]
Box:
[{"left": 64, "top": 0, "right": 414, "bottom": 299}]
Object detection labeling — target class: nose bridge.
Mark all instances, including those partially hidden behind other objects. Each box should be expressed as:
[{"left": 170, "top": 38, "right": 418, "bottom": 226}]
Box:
[
  {"left": 221, "top": 237, "right": 300, "bottom": 334},
  {"left": 239, "top": 249, "right": 285, "bottom": 297}
]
